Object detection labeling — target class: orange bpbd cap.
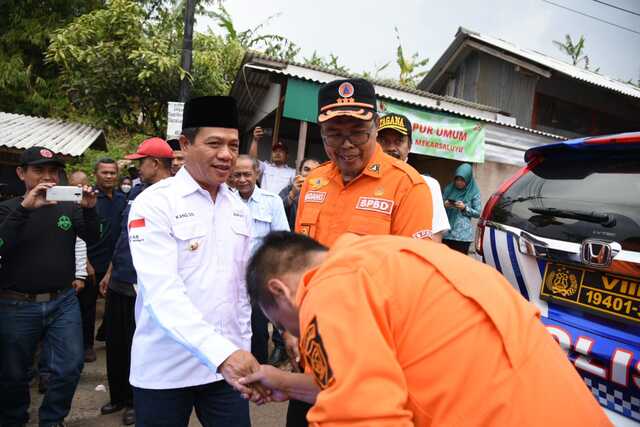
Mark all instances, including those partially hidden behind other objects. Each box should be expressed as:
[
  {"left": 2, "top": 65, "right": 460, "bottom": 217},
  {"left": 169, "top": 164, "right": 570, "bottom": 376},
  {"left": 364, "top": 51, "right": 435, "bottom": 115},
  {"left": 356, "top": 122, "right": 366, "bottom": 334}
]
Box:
[{"left": 125, "top": 137, "right": 174, "bottom": 159}]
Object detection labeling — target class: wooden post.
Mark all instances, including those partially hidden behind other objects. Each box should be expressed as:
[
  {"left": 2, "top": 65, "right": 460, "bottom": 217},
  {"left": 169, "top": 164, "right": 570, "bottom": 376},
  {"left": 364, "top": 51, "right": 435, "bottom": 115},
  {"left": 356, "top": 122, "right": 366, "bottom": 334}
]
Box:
[
  {"left": 271, "top": 81, "right": 287, "bottom": 148},
  {"left": 296, "top": 121, "right": 308, "bottom": 169}
]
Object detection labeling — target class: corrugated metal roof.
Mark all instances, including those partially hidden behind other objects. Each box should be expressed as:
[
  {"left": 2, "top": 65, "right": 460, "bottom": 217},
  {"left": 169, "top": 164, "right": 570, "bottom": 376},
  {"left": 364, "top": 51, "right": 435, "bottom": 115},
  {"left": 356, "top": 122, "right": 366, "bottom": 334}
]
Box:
[
  {"left": 0, "top": 112, "right": 106, "bottom": 157},
  {"left": 233, "top": 51, "right": 564, "bottom": 140},
  {"left": 423, "top": 27, "right": 640, "bottom": 100}
]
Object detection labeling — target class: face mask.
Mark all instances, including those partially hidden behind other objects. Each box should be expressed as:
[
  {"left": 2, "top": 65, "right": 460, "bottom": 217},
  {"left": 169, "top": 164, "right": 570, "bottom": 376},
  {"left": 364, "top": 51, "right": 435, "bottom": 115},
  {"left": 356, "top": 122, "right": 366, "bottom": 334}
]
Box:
[{"left": 121, "top": 184, "right": 132, "bottom": 194}]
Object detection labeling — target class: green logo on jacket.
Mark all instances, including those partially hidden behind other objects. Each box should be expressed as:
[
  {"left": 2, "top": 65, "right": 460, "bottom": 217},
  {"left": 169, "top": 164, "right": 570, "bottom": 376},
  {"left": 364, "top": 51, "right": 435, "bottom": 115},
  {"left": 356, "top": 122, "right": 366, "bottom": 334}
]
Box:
[{"left": 57, "top": 215, "right": 72, "bottom": 231}]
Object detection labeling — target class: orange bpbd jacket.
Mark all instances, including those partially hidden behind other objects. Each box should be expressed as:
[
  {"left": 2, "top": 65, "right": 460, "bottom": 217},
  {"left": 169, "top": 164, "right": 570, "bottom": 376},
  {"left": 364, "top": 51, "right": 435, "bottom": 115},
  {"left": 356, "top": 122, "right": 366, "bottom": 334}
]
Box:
[
  {"left": 294, "top": 145, "right": 433, "bottom": 246},
  {"left": 297, "top": 234, "right": 611, "bottom": 427}
]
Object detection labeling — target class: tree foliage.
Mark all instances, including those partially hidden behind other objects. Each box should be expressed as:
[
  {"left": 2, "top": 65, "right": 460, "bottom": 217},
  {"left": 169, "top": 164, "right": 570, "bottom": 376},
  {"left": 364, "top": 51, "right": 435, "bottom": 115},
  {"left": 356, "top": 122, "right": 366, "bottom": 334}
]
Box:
[
  {"left": 0, "top": 0, "right": 103, "bottom": 116},
  {"left": 553, "top": 34, "right": 599, "bottom": 72},
  {"left": 208, "top": 4, "right": 300, "bottom": 61},
  {"left": 46, "top": 0, "right": 244, "bottom": 135},
  {"left": 303, "top": 51, "right": 350, "bottom": 74},
  {"left": 394, "top": 27, "right": 429, "bottom": 88}
]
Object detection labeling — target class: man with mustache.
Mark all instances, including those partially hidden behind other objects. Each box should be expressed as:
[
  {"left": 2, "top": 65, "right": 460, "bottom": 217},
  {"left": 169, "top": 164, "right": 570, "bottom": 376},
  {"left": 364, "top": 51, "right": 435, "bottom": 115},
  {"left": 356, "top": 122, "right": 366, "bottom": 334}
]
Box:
[
  {"left": 280, "top": 78, "right": 435, "bottom": 426},
  {"left": 127, "top": 96, "right": 260, "bottom": 426},
  {"left": 231, "top": 154, "right": 290, "bottom": 368},
  {"left": 295, "top": 78, "right": 434, "bottom": 245}
]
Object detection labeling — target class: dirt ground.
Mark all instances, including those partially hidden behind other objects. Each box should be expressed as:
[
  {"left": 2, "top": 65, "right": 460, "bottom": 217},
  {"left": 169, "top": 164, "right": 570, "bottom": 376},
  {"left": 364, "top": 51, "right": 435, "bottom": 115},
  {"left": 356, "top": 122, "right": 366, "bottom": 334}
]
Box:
[{"left": 26, "top": 300, "right": 288, "bottom": 426}]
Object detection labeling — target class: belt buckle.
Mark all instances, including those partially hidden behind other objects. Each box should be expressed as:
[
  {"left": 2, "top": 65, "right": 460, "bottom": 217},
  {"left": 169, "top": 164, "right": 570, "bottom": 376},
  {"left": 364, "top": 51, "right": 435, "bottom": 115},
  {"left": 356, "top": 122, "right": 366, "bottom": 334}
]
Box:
[{"left": 35, "top": 293, "right": 52, "bottom": 303}]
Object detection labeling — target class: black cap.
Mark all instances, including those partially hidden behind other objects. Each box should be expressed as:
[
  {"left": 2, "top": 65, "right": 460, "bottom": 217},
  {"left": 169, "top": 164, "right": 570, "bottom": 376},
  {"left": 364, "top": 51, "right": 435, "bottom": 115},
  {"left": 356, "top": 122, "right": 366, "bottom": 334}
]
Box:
[
  {"left": 181, "top": 96, "right": 239, "bottom": 130},
  {"left": 167, "top": 138, "right": 181, "bottom": 151},
  {"left": 20, "top": 147, "right": 65, "bottom": 167},
  {"left": 378, "top": 113, "right": 412, "bottom": 138},
  {"left": 317, "top": 78, "right": 376, "bottom": 123}
]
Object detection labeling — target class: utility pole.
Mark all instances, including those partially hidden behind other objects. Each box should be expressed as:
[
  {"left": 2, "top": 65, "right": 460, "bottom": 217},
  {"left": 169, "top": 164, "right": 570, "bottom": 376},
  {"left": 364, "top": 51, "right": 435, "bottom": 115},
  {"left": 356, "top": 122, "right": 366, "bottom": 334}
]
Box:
[{"left": 179, "top": 0, "right": 196, "bottom": 102}]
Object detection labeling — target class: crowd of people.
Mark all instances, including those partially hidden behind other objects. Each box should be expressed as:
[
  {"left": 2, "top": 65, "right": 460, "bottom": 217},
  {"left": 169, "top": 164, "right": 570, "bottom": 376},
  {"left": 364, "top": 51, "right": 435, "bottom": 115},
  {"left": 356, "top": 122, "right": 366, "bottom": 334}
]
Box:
[{"left": 0, "top": 77, "right": 609, "bottom": 427}]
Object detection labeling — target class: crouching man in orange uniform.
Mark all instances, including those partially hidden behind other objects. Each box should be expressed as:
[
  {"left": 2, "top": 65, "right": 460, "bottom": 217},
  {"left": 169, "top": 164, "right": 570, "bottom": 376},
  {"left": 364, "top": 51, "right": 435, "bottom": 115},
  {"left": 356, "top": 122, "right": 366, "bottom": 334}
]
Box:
[{"left": 239, "top": 231, "right": 610, "bottom": 427}]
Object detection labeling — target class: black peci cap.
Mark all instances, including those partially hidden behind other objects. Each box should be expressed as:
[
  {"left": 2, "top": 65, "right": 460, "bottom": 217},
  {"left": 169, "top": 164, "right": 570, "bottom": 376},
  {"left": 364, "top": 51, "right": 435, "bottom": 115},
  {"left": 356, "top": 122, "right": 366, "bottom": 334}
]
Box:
[
  {"left": 317, "top": 78, "right": 377, "bottom": 123},
  {"left": 167, "top": 138, "right": 181, "bottom": 151},
  {"left": 20, "top": 147, "right": 65, "bottom": 167},
  {"left": 181, "top": 96, "right": 239, "bottom": 130}
]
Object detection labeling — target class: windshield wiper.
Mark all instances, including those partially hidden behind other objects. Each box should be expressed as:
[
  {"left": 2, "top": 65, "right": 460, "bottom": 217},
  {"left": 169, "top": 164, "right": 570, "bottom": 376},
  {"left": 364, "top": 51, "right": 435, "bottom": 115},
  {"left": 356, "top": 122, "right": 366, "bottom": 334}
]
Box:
[{"left": 529, "top": 207, "right": 616, "bottom": 227}]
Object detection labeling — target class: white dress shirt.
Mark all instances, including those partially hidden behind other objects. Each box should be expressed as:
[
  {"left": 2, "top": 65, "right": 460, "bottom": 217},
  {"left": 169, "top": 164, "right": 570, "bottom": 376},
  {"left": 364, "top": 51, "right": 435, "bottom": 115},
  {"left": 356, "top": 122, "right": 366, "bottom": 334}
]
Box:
[
  {"left": 243, "top": 186, "right": 290, "bottom": 253},
  {"left": 128, "top": 167, "right": 252, "bottom": 389},
  {"left": 258, "top": 161, "right": 296, "bottom": 195},
  {"left": 74, "top": 238, "right": 87, "bottom": 279},
  {"left": 422, "top": 175, "right": 451, "bottom": 235}
]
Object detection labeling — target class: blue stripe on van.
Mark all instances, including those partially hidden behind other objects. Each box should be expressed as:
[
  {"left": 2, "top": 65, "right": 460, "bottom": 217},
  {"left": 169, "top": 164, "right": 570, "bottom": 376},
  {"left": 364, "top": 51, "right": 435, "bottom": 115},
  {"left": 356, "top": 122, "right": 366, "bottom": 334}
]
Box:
[
  {"left": 537, "top": 259, "right": 546, "bottom": 277},
  {"left": 490, "top": 228, "right": 502, "bottom": 274},
  {"left": 507, "top": 234, "right": 529, "bottom": 300}
]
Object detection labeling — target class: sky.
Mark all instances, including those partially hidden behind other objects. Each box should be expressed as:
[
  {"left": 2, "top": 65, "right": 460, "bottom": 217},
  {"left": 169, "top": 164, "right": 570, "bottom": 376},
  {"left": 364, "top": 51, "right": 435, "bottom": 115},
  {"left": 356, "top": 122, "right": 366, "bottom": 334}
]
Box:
[{"left": 197, "top": 0, "right": 640, "bottom": 84}]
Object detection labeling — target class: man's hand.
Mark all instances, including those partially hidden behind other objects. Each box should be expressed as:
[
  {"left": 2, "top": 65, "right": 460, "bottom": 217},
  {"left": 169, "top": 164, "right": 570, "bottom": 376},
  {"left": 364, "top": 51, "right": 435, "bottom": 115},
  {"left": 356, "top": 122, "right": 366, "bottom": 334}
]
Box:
[
  {"left": 99, "top": 273, "right": 110, "bottom": 297},
  {"left": 282, "top": 331, "right": 301, "bottom": 372},
  {"left": 219, "top": 350, "right": 270, "bottom": 401},
  {"left": 239, "top": 365, "right": 291, "bottom": 404},
  {"left": 86, "top": 261, "right": 96, "bottom": 283},
  {"left": 21, "top": 183, "right": 57, "bottom": 210},
  {"left": 79, "top": 185, "right": 97, "bottom": 209},
  {"left": 252, "top": 127, "right": 264, "bottom": 143},
  {"left": 291, "top": 175, "right": 304, "bottom": 198},
  {"left": 72, "top": 279, "right": 85, "bottom": 293}
]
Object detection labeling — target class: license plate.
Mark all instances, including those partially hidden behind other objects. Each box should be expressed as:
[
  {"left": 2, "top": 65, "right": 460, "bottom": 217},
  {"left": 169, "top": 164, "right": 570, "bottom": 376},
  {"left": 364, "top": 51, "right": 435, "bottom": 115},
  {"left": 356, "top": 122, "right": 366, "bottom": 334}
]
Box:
[{"left": 540, "top": 262, "right": 640, "bottom": 325}]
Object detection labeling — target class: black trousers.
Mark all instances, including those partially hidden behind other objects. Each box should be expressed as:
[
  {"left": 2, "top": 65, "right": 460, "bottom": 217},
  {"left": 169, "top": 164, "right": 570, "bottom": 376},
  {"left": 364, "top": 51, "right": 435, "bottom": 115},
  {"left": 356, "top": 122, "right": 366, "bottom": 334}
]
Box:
[
  {"left": 250, "top": 309, "right": 284, "bottom": 365},
  {"left": 104, "top": 287, "right": 136, "bottom": 407},
  {"left": 78, "top": 271, "right": 104, "bottom": 349},
  {"left": 443, "top": 239, "right": 471, "bottom": 255},
  {"left": 251, "top": 309, "right": 269, "bottom": 364},
  {"left": 134, "top": 381, "right": 249, "bottom": 427},
  {"left": 286, "top": 399, "right": 312, "bottom": 427}
]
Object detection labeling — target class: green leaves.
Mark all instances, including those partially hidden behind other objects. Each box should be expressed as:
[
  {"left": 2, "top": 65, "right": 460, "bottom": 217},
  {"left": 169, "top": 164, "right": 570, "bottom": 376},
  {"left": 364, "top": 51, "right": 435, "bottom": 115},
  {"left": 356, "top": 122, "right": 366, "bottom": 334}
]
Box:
[
  {"left": 394, "top": 27, "right": 429, "bottom": 88},
  {"left": 45, "top": 0, "right": 243, "bottom": 135},
  {"left": 552, "top": 34, "right": 599, "bottom": 72}
]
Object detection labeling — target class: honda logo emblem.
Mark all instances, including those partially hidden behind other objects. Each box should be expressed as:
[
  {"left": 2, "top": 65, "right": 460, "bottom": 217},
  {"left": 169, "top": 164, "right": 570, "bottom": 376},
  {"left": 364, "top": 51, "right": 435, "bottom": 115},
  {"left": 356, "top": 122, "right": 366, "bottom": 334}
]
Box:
[{"left": 581, "top": 240, "right": 613, "bottom": 267}]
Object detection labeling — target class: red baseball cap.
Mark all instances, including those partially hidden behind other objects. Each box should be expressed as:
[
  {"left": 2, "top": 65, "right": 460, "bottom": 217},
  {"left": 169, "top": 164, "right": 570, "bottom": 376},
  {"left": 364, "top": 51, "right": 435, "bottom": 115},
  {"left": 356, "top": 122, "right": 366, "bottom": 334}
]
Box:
[{"left": 125, "top": 137, "right": 174, "bottom": 160}]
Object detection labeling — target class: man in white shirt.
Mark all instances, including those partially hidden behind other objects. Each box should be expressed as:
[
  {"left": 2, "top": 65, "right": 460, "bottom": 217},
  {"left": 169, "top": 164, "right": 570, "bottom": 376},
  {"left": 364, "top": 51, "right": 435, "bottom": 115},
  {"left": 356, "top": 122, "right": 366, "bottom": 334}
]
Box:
[
  {"left": 231, "top": 155, "right": 290, "bottom": 366},
  {"left": 128, "top": 96, "right": 261, "bottom": 427},
  {"left": 377, "top": 113, "right": 450, "bottom": 242},
  {"left": 249, "top": 127, "right": 296, "bottom": 195}
]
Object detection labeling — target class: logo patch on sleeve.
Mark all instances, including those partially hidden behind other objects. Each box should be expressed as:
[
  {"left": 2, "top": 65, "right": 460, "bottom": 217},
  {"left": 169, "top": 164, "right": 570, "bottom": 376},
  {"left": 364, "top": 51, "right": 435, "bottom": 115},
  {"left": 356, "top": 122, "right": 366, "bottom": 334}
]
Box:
[
  {"left": 412, "top": 229, "right": 433, "bottom": 239},
  {"left": 301, "top": 317, "right": 335, "bottom": 390},
  {"left": 304, "top": 191, "right": 327, "bottom": 203},
  {"left": 356, "top": 197, "right": 394, "bottom": 215}
]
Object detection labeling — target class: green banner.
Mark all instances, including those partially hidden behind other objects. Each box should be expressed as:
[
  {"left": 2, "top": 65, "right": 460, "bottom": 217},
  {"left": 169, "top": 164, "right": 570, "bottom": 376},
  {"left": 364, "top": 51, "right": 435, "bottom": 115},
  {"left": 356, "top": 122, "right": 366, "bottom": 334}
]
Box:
[{"left": 378, "top": 101, "right": 485, "bottom": 163}]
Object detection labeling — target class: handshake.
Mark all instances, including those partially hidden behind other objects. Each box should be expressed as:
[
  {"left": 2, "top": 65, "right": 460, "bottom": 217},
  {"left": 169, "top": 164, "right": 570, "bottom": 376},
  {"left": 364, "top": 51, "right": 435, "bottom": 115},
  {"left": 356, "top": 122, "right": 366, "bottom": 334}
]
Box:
[
  {"left": 219, "top": 350, "right": 293, "bottom": 405},
  {"left": 219, "top": 349, "right": 318, "bottom": 405}
]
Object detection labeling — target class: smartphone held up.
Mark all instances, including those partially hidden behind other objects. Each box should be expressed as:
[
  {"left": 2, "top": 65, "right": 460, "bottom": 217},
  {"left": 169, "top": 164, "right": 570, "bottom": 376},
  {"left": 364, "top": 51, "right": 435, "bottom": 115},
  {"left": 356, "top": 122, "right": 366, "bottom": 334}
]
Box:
[{"left": 45, "top": 186, "right": 83, "bottom": 203}]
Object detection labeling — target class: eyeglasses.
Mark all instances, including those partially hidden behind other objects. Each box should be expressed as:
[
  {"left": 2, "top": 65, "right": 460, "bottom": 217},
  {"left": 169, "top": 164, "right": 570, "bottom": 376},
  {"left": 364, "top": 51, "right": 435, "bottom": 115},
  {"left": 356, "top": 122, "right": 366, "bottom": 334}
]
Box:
[{"left": 321, "top": 129, "right": 373, "bottom": 148}]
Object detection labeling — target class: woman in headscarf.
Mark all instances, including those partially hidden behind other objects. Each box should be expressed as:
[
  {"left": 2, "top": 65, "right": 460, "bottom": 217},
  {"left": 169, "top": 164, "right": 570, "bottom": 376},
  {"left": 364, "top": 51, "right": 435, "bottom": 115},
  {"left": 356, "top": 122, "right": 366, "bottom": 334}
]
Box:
[{"left": 442, "top": 163, "right": 482, "bottom": 254}]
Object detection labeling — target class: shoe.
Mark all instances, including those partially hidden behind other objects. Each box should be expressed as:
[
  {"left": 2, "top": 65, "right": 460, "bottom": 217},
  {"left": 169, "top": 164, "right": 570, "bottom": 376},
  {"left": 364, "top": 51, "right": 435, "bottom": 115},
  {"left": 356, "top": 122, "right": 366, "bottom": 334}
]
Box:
[
  {"left": 122, "top": 407, "right": 135, "bottom": 425},
  {"left": 95, "top": 324, "right": 106, "bottom": 342},
  {"left": 38, "top": 374, "right": 50, "bottom": 394},
  {"left": 268, "top": 346, "right": 287, "bottom": 367},
  {"left": 100, "top": 402, "right": 124, "bottom": 415},
  {"left": 84, "top": 348, "right": 97, "bottom": 363}
]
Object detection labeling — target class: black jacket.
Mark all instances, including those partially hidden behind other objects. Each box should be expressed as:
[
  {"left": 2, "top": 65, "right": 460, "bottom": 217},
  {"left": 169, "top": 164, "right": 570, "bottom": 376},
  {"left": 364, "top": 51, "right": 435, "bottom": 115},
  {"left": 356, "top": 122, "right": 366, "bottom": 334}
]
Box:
[{"left": 0, "top": 198, "right": 100, "bottom": 293}]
